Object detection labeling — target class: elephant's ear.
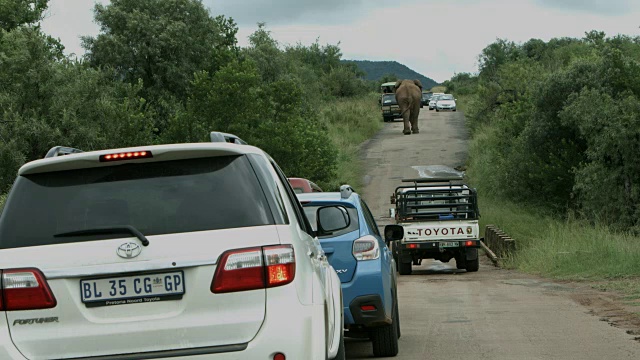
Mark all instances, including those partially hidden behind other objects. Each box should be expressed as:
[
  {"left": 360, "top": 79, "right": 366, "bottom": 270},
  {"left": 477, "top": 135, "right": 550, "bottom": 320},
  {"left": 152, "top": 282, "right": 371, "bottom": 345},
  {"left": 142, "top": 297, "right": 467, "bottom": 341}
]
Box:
[
  {"left": 413, "top": 79, "right": 423, "bottom": 90},
  {"left": 394, "top": 80, "right": 403, "bottom": 91}
]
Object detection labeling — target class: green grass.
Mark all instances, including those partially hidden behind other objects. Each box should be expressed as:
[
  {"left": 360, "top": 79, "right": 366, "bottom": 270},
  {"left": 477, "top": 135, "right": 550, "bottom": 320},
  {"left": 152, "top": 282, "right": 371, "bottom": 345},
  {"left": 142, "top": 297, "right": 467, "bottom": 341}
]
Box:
[
  {"left": 319, "top": 93, "right": 383, "bottom": 191},
  {"left": 453, "top": 93, "right": 477, "bottom": 114},
  {"left": 477, "top": 193, "right": 640, "bottom": 296}
]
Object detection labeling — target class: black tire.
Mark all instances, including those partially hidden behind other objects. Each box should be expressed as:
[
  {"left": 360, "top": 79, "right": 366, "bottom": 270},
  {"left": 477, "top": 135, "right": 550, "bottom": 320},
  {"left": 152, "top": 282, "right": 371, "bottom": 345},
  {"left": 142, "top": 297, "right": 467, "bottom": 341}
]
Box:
[
  {"left": 436, "top": 108, "right": 440, "bottom": 112},
  {"left": 394, "top": 291, "right": 401, "bottom": 339},
  {"left": 398, "top": 260, "right": 412, "bottom": 275},
  {"left": 382, "top": 116, "right": 389, "bottom": 122},
  {"left": 332, "top": 330, "right": 346, "bottom": 360},
  {"left": 370, "top": 299, "right": 399, "bottom": 357},
  {"left": 455, "top": 257, "right": 466, "bottom": 270},
  {"left": 453, "top": 109, "right": 457, "bottom": 112},
  {"left": 465, "top": 256, "right": 480, "bottom": 272}
]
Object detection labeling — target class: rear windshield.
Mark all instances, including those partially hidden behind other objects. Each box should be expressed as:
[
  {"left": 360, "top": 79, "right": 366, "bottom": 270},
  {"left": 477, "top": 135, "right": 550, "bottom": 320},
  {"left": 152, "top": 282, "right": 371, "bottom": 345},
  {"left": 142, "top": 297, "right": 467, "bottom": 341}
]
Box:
[
  {"left": 0, "top": 155, "right": 275, "bottom": 249},
  {"left": 382, "top": 94, "right": 397, "bottom": 104},
  {"left": 302, "top": 204, "right": 359, "bottom": 238}
]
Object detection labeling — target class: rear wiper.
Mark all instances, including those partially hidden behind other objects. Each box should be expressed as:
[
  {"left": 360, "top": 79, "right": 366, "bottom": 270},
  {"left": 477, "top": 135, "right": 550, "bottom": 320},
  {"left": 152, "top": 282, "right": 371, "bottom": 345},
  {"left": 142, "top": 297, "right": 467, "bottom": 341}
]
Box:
[{"left": 54, "top": 225, "right": 150, "bottom": 246}]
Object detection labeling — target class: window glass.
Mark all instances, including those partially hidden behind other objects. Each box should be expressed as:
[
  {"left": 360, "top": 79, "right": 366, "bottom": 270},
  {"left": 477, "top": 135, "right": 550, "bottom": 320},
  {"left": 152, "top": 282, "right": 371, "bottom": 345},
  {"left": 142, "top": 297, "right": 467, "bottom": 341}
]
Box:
[
  {"left": 302, "top": 205, "right": 359, "bottom": 238},
  {"left": 0, "top": 156, "right": 274, "bottom": 249},
  {"left": 360, "top": 200, "right": 381, "bottom": 237}
]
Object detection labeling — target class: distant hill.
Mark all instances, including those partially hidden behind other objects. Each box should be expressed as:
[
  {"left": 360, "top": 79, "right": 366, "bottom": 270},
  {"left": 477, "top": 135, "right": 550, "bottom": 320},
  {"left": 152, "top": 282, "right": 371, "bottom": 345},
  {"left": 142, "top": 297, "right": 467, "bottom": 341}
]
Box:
[{"left": 344, "top": 60, "right": 439, "bottom": 90}]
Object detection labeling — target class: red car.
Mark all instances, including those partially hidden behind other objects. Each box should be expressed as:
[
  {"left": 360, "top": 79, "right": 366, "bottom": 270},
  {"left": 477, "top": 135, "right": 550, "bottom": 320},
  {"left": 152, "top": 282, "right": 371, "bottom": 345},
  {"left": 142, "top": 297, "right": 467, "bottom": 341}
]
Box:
[{"left": 288, "top": 178, "right": 323, "bottom": 194}]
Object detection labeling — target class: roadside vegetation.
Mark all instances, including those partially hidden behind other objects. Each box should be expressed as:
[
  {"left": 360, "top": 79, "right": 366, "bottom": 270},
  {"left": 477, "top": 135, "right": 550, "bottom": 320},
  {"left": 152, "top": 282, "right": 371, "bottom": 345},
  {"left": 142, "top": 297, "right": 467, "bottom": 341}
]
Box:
[
  {"left": 444, "top": 32, "right": 640, "bottom": 294},
  {"left": 0, "top": 0, "right": 380, "bottom": 197}
]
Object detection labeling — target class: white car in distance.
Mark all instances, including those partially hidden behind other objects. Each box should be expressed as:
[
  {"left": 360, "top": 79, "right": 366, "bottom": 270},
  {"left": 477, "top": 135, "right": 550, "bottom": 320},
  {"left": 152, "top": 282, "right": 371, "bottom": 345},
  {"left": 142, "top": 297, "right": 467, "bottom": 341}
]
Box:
[
  {"left": 428, "top": 94, "right": 442, "bottom": 110},
  {"left": 436, "top": 94, "right": 457, "bottom": 112},
  {"left": 0, "top": 141, "right": 345, "bottom": 360},
  {"left": 429, "top": 95, "right": 440, "bottom": 110}
]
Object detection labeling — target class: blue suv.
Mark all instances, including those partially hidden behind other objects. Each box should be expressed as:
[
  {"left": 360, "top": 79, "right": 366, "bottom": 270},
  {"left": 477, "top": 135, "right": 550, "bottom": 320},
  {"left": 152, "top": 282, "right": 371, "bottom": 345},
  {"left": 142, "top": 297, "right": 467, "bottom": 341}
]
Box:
[{"left": 298, "top": 185, "right": 400, "bottom": 357}]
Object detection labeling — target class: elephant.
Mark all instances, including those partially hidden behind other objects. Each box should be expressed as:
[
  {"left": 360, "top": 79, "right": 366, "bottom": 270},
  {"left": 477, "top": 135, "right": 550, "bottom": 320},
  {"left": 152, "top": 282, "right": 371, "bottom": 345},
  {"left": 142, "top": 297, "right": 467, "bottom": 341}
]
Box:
[{"left": 394, "top": 79, "right": 423, "bottom": 135}]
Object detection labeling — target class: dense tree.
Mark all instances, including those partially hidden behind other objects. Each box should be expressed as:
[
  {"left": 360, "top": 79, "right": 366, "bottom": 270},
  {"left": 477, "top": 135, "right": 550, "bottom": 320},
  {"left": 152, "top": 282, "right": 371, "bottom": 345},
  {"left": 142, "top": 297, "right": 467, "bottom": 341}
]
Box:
[
  {"left": 0, "top": 0, "right": 368, "bottom": 195},
  {"left": 453, "top": 32, "right": 640, "bottom": 231},
  {"left": 0, "top": 0, "right": 48, "bottom": 30},
  {"left": 82, "top": 0, "right": 239, "bottom": 132}
]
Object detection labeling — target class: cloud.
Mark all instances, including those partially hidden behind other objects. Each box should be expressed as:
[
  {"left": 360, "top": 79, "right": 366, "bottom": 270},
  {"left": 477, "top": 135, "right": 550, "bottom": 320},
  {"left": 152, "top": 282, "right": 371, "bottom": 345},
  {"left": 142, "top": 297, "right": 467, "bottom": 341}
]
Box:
[
  {"left": 203, "top": 0, "right": 366, "bottom": 26},
  {"left": 39, "top": 0, "right": 640, "bottom": 82},
  {"left": 40, "top": 0, "right": 108, "bottom": 57},
  {"left": 533, "top": 0, "right": 636, "bottom": 15}
]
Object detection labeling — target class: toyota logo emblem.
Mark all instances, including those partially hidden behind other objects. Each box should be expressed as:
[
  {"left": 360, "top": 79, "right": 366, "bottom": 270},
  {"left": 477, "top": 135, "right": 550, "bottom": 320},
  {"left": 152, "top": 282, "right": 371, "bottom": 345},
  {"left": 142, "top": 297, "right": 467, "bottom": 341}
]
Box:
[{"left": 117, "top": 242, "right": 142, "bottom": 259}]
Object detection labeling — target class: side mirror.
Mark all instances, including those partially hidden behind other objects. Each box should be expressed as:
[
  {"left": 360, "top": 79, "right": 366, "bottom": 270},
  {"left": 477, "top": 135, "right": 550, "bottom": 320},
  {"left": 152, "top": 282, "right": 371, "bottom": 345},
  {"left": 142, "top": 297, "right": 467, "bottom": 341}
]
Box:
[
  {"left": 317, "top": 205, "right": 350, "bottom": 236},
  {"left": 384, "top": 225, "right": 404, "bottom": 242}
]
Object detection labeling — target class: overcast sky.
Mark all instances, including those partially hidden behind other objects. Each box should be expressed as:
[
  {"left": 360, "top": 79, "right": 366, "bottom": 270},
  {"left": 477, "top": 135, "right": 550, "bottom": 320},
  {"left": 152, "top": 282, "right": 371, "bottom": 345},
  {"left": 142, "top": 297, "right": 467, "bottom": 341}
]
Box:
[{"left": 41, "top": 0, "right": 640, "bottom": 83}]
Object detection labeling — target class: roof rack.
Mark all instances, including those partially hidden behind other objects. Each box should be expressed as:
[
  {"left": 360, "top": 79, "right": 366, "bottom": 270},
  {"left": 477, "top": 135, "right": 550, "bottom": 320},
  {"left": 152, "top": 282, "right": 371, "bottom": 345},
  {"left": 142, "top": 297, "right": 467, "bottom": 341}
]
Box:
[
  {"left": 45, "top": 146, "right": 84, "bottom": 158},
  {"left": 210, "top": 131, "right": 248, "bottom": 145}
]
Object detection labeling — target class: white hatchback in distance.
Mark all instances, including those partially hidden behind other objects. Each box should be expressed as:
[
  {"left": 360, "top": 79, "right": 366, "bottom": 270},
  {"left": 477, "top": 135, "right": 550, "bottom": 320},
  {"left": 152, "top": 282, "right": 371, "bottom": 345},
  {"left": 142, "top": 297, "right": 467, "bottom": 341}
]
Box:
[
  {"left": 428, "top": 93, "right": 444, "bottom": 110},
  {"left": 436, "top": 94, "right": 457, "bottom": 112},
  {"left": 0, "top": 142, "right": 345, "bottom": 360}
]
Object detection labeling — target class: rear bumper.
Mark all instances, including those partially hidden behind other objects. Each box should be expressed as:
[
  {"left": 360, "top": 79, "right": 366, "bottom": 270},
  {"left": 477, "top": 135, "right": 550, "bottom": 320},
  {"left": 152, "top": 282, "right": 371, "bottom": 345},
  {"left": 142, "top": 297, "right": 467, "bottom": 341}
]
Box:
[
  {"left": 382, "top": 111, "right": 401, "bottom": 117},
  {"left": 400, "top": 240, "right": 480, "bottom": 261},
  {"left": 348, "top": 294, "right": 390, "bottom": 327},
  {"left": 402, "top": 240, "right": 480, "bottom": 250},
  {"left": 0, "top": 295, "right": 326, "bottom": 360},
  {"left": 341, "top": 260, "right": 389, "bottom": 327}
]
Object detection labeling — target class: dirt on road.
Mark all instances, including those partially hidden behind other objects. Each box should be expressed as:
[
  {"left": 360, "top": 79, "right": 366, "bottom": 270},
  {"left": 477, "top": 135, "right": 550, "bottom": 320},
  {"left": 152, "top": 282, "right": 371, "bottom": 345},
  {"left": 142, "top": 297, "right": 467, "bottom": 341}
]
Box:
[{"left": 347, "top": 109, "right": 640, "bottom": 359}]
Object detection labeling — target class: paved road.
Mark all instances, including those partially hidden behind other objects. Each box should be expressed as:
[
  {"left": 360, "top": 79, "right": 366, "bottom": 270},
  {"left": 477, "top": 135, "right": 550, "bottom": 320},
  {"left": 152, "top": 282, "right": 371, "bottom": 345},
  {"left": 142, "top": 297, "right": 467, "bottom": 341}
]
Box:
[{"left": 346, "top": 109, "right": 640, "bottom": 359}]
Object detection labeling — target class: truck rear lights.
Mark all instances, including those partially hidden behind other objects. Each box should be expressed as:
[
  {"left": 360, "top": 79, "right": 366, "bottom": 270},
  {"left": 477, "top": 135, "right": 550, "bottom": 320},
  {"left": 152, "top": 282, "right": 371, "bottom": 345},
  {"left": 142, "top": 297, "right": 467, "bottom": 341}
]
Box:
[
  {"left": 408, "top": 243, "right": 418, "bottom": 249},
  {"left": 360, "top": 305, "right": 376, "bottom": 312},
  {"left": 352, "top": 236, "right": 380, "bottom": 261},
  {"left": 212, "top": 245, "right": 296, "bottom": 293},
  {"left": 1, "top": 268, "right": 57, "bottom": 311},
  {"left": 273, "top": 353, "right": 286, "bottom": 360},
  {"left": 464, "top": 241, "right": 474, "bottom": 247},
  {"left": 99, "top": 151, "right": 153, "bottom": 162}
]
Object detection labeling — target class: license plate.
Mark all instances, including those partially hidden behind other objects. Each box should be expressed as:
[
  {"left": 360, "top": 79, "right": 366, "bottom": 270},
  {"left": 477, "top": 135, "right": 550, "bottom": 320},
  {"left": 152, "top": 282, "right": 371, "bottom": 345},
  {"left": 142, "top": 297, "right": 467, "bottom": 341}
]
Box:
[
  {"left": 440, "top": 241, "right": 459, "bottom": 248},
  {"left": 80, "top": 271, "right": 185, "bottom": 308}
]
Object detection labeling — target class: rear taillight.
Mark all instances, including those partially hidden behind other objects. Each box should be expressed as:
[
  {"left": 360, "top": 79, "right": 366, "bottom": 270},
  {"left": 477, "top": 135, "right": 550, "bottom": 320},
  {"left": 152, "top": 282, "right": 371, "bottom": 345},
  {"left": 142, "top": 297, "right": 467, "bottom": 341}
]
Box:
[
  {"left": 352, "top": 236, "right": 380, "bottom": 261},
  {"left": 212, "top": 245, "right": 296, "bottom": 294},
  {"left": 1, "top": 268, "right": 57, "bottom": 311},
  {"left": 263, "top": 245, "right": 296, "bottom": 287}
]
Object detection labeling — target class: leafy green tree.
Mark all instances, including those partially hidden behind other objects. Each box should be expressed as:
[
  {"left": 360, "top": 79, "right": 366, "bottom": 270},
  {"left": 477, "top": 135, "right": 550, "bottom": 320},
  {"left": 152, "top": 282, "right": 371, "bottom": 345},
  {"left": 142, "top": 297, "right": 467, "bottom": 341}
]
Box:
[
  {"left": 477, "top": 39, "right": 521, "bottom": 81},
  {"left": 0, "top": 0, "right": 48, "bottom": 30},
  {"left": 82, "top": 0, "right": 239, "bottom": 132}
]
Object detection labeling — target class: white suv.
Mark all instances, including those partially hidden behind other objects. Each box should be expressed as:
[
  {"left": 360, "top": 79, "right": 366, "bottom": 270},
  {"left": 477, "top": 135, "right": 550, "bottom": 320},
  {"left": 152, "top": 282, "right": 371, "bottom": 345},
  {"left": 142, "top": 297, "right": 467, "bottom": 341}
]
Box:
[{"left": 0, "top": 142, "right": 345, "bottom": 359}]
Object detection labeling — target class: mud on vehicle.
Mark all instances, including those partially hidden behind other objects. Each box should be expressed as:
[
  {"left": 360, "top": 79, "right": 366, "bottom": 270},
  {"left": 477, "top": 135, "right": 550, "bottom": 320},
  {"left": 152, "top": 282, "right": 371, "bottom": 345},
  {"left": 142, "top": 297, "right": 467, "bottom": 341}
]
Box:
[{"left": 389, "top": 177, "right": 481, "bottom": 275}]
